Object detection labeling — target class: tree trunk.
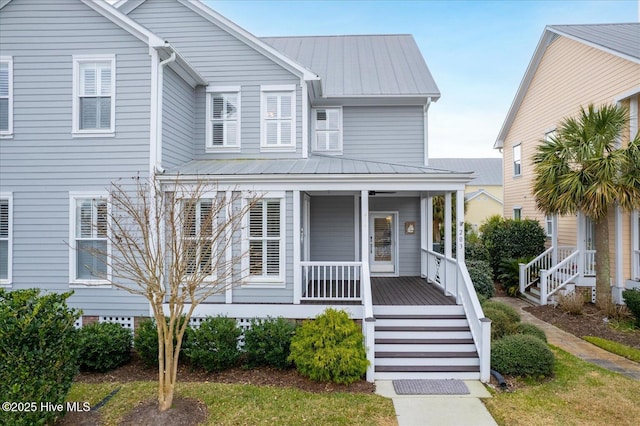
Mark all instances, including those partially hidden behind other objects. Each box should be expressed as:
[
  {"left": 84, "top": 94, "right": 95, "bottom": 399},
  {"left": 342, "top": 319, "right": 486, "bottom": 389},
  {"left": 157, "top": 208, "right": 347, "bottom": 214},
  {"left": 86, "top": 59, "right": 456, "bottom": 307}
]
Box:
[
  {"left": 158, "top": 328, "right": 175, "bottom": 411},
  {"left": 594, "top": 217, "right": 611, "bottom": 309}
]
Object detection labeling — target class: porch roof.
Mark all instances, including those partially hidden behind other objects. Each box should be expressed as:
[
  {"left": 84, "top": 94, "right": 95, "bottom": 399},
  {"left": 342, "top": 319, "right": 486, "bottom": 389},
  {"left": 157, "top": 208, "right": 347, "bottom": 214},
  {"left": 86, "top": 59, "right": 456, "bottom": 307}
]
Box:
[{"left": 167, "top": 156, "right": 472, "bottom": 178}]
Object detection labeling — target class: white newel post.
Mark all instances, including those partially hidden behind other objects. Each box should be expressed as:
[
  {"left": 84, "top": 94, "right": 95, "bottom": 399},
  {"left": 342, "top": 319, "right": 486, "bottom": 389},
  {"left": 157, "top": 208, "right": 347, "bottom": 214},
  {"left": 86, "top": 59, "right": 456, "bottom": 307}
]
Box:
[
  {"left": 293, "top": 190, "right": 301, "bottom": 304},
  {"left": 551, "top": 214, "right": 558, "bottom": 265},
  {"left": 360, "top": 191, "right": 375, "bottom": 381}
]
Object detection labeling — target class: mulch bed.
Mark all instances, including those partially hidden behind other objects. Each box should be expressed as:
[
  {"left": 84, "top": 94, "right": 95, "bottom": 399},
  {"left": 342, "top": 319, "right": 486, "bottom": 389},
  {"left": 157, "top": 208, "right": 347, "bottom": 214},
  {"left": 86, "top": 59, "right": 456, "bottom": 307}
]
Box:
[{"left": 524, "top": 303, "right": 640, "bottom": 350}]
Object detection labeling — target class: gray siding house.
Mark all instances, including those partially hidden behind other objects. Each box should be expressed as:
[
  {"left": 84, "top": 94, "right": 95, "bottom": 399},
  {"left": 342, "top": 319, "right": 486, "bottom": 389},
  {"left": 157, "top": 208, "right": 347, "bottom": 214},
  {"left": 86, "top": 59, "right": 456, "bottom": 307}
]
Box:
[{"left": 0, "top": 0, "right": 489, "bottom": 382}]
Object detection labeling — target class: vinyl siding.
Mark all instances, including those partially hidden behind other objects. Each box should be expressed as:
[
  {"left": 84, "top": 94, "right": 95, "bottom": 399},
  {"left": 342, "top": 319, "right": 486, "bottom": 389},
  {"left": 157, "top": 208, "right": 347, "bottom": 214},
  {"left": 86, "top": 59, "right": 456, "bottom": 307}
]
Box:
[
  {"left": 162, "top": 67, "right": 195, "bottom": 168},
  {"left": 310, "top": 196, "right": 355, "bottom": 261},
  {"left": 343, "top": 106, "right": 424, "bottom": 165},
  {"left": 129, "top": 0, "right": 303, "bottom": 159},
  {"left": 0, "top": 0, "right": 152, "bottom": 316},
  {"left": 369, "top": 197, "right": 421, "bottom": 276}
]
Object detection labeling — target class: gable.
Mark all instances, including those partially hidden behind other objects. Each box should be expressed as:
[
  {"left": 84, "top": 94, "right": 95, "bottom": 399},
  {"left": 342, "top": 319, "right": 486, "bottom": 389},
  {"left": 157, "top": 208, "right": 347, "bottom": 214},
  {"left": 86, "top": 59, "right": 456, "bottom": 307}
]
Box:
[{"left": 121, "top": 0, "right": 317, "bottom": 84}]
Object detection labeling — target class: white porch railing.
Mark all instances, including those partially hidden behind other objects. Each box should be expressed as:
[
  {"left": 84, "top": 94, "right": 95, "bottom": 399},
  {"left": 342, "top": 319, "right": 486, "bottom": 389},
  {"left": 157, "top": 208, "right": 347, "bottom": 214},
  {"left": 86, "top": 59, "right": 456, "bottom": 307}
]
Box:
[
  {"left": 361, "top": 262, "right": 375, "bottom": 382},
  {"left": 584, "top": 250, "right": 596, "bottom": 276},
  {"left": 539, "top": 250, "right": 580, "bottom": 305},
  {"left": 519, "top": 246, "right": 576, "bottom": 294},
  {"left": 300, "top": 261, "right": 362, "bottom": 301},
  {"left": 423, "top": 249, "right": 490, "bottom": 383}
]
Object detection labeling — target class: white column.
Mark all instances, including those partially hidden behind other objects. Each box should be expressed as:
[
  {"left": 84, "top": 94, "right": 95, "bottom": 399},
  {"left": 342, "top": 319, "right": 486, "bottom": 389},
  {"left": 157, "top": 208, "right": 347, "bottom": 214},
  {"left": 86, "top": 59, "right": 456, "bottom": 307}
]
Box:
[
  {"left": 225, "top": 190, "right": 233, "bottom": 304},
  {"left": 293, "top": 190, "right": 301, "bottom": 304},
  {"left": 420, "top": 193, "right": 427, "bottom": 276},
  {"left": 577, "top": 211, "right": 585, "bottom": 281},
  {"left": 456, "top": 189, "right": 465, "bottom": 264},
  {"left": 633, "top": 210, "right": 639, "bottom": 280},
  {"left": 444, "top": 192, "right": 452, "bottom": 258},
  {"left": 426, "top": 195, "right": 433, "bottom": 251},
  {"left": 615, "top": 205, "right": 623, "bottom": 300},
  {"left": 551, "top": 214, "right": 559, "bottom": 265},
  {"left": 361, "top": 191, "right": 369, "bottom": 267},
  {"left": 354, "top": 195, "right": 360, "bottom": 261}
]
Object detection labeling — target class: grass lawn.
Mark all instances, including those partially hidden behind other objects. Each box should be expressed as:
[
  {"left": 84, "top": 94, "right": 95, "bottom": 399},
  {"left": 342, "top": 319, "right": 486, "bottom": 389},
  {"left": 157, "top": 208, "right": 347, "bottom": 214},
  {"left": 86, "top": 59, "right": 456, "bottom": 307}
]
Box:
[
  {"left": 583, "top": 336, "right": 640, "bottom": 363},
  {"left": 484, "top": 346, "right": 640, "bottom": 426},
  {"left": 66, "top": 381, "right": 397, "bottom": 426}
]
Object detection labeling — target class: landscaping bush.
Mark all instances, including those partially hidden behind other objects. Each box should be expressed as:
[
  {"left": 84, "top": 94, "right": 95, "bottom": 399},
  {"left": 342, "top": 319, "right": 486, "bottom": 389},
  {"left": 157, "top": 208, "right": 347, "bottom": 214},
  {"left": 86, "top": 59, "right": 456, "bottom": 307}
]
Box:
[
  {"left": 497, "top": 257, "right": 533, "bottom": 296},
  {"left": 557, "top": 291, "right": 584, "bottom": 315},
  {"left": 244, "top": 317, "right": 297, "bottom": 369},
  {"left": 184, "top": 316, "right": 241, "bottom": 372},
  {"left": 465, "top": 238, "right": 490, "bottom": 262},
  {"left": 0, "top": 289, "right": 80, "bottom": 426},
  {"left": 134, "top": 316, "right": 189, "bottom": 368},
  {"left": 466, "top": 259, "right": 495, "bottom": 298},
  {"left": 78, "top": 322, "right": 132, "bottom": 372},
  {"left": 516, "top": 322, "right": 547, "bottom": 343},
  {"left": 482, "top": 300, "right": 521, "bottom": 323},
  {"left": 483, "top": 307, "right": 518, "bottom": 341},
  {"left": 491, "top": 334, "right": 555, "bottom": 377},
  {"left": 482, "top": 218, "right": 546, "bottom": 277},
  {"left": 622, "top": 289, "right": 640, "bottom": 327},
  {"left": 289, "top": 308, "right": 368, "bottom": 384}
]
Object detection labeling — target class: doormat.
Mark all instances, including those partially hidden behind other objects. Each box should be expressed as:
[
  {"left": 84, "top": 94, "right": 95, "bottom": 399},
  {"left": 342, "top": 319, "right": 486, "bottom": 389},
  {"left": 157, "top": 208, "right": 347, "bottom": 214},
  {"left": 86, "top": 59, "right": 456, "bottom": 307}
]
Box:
[{"left": 392, "top": 379, "right": 470, "bottom": 395}]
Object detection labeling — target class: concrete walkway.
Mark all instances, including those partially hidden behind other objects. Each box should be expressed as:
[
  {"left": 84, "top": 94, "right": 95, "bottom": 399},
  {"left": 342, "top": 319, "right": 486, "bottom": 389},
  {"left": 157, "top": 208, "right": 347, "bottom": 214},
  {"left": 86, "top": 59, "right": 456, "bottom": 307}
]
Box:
[
  {"left": 494, "top": 297, "right": 640, "bottom": 380},
  {"left": 375, "top": 380, "right": 497, "bottom": 426}
]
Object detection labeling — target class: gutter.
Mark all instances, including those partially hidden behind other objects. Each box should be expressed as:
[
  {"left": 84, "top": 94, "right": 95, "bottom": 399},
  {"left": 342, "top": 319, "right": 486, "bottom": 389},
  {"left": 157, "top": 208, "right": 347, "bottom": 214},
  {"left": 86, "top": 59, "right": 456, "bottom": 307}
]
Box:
[{"left": 150, "top": 44, "right": 176, "bottom": 175}]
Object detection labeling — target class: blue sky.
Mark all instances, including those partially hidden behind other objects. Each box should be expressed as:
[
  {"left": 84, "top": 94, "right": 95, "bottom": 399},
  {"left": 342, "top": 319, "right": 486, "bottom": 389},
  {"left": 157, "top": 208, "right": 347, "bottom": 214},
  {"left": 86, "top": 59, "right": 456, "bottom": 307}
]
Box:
[{"left": 207, "top": 0, "right": 637, "bottom": 158}]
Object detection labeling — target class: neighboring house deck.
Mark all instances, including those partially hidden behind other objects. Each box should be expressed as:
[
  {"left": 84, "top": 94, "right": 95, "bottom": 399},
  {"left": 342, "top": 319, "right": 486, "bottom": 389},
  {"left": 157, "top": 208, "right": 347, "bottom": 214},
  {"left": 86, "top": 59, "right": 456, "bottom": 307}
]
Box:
[
  {"left": 0, "top": 0, "right": 489, "bottom": 381},
  {"left": 494, "top": 23, "right": 640, "bottom": 304}
]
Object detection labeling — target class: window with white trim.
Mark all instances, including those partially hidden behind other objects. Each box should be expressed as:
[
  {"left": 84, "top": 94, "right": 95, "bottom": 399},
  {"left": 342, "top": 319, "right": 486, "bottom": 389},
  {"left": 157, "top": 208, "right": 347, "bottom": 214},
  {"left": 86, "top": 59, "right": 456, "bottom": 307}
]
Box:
[
  {"left": 545, "top": 214, "right": 553, "bottom": 237},
  {"left": 312, "top": 107, "right": 342, "bottom": 153},
  {"left": 248, "top": 198, "right": 284, "bottom": 280},
  {"left": 513, "top": 207, "right": 522, "bottom": 221},
  {"left": 0, "top": 57, "right": 13, "bottom": 137},
  {"left": 71, "top": 196, "right": 108, "bottom": 283},
  {"left": 206, "top": 92, "right": 240, "bottom": 151},
  {"left": 513, "top": 144, "right": 521, "bottom": 176},
  {"left": 261, "top": 87, "right": 295, "bottom": 150},
  {"left": 0, "top": 195, "right": 11, "bottom": 284},
  {"left": 182, "top": 199, "right": 216, "bottom": 277},
  {"left": 73, "top": 55, "right": 115, "bottom": 134}
]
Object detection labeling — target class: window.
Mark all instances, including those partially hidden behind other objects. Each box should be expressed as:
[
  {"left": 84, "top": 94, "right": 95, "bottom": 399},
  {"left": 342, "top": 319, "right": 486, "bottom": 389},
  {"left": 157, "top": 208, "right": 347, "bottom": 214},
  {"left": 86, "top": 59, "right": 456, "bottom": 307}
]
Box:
[
  {"left": 261, "top": 85, "right": 295, "bottom": 150},
  {"left": 0, "top": 57, "right": 13, "bottom": 137},
  {"left": 313, "top": 108, "right": 342, "bottom": 153},
  {"left": 545, "top": 129, "right": 556, "bottom": 141},
  {"left": 70, "top": 195, "right": 109, "bottom": 284},
  {"left": 513, "top": 207, "right": 522, "bottom": 221},
  {"left": 545, "top": 215, "right": 553, "bottom": 237},
  {"left": 206, "top": 88, "right": 240, "bottom": 151},
  {"left": 246, "top": 197, "right": 284, "bottom": 282},
  {"left": 73, "top": 55, "right": 115, "bottom": 135},
  {"left": 0, "top": 195, "right": 11, "bottom": 285},
  {"left": 513, "top": 144, "right": 521, "bottom": 176},
  {"left": 182, "top": 199, "right": 216, "bottom": 277}
]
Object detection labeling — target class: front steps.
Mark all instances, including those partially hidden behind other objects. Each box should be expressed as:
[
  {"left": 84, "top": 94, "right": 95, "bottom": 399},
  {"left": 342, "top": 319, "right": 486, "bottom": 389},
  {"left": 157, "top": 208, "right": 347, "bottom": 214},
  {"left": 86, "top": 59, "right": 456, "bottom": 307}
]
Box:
[{"left": 373, "top": 305, "right": 480, "bottom": 380}]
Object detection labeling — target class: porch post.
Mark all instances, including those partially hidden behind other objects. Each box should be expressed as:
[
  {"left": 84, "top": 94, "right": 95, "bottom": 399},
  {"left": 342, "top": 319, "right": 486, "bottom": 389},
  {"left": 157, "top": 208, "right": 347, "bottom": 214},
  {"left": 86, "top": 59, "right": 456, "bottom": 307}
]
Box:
[
  {"left": 551, "top": 214, "right": 558, "bottom": 265},
  {"left": 225, "top": 190, "right": 233, "bottom": 304},
  {"left": 614, "top": 205, "right": 623, "bottom": 302},
  {"left": 577, "top": 211, "right": 585, "bottom": 282},
  {"left": 293, "top": 190, "right": 301, "bottom": 304},
  {"left": 444, "top": 192, "right": 452, "bottom": 258},
  {"left": 354, "top": 195, "right": 360, "bottom": 261},
  {"left": 361, "top": 190, "right": 369, "bottom": 267},
  {"left": 420, "top": 193, "right": 427, "bottom": 277},
  {"left": 633, "top": 210, "right": 639, "bottom": 280},
  {"left": 426, "top": 195, "right": 434, "bottom": 250},
  {"left": 456, "top": 189, "right": 465, "bottom": 264}
]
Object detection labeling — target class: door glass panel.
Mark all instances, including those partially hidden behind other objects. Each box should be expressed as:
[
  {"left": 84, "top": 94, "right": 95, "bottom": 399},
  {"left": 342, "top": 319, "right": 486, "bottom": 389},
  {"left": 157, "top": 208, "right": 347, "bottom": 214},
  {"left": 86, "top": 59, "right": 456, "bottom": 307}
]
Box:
[{"left": 374, "top": 216, "right": 392, "bottom": 262}]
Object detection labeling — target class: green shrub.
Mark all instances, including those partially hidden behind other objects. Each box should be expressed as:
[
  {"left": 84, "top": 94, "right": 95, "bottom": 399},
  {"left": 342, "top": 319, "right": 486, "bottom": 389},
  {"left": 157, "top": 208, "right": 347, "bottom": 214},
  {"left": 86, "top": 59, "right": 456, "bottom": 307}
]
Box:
[
  {"left": 244, "top": 317, "right": 297, "bottom": 369},
  {"left": 516, "top": 322, "right": 547, "bottom": 343},
  {"left": 622, "top": 289, "right": 640, "bottom": 327},
  {"left": 0, "top": 289, "right": 81, "bottom": 426},
  {"left": 482, "top": 300, "right": 521, "bottom": 323},
  {"left": 482, "top": 218, "right": 546, "bottom": 277},
  {"left": 465, "top": 239, "right": 490, "bottom": 262},
  {"left": 483, "top": 307, "right": 518, "bottom": 341},
  {"left": 78, "top": 322, "right": 132, "bottom": 372},
  {"left": 184, "top": 316, "right": 241, "bottom": 372},
  {"left": 134, "top": 316, "right": 189, "bottom": 368},
  {"left": 491, "top": 334, "right": 555, "bottom": 377},
  {"left": 289, "top": 308, "right": 368, "bottom": 384},
  {"left": 466, "top": 259, "right": 495, "bottom": 298}
]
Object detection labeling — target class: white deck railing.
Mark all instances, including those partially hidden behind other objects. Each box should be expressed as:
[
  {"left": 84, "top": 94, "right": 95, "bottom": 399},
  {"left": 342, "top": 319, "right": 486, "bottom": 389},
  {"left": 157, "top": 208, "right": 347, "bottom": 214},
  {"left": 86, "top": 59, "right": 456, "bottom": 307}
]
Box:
[
  {"left": 539, "top": 250, "right": 580, "bottom": 305},
  {"left": 519, "top": 246, "right": 576, "bottom": 294},
  {"left": 423, "top": 249, "right": 490, "bottom": 383},
  {"left": 584, "top": 250, "right": 596, "bottom": 276},
  {"left": 300, "top": 261, "right": 362, "bottom": 301}
]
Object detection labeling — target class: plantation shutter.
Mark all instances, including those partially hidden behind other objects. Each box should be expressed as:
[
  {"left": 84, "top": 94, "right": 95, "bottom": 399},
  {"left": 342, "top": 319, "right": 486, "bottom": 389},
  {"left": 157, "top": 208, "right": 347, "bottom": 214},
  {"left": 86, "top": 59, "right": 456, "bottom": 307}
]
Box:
[
  {"left": 79, "top": 62, "right": 112, "bottom": 130},
  {"left": 0, "top": 62, "right": 9, "bottom": 132},
  {"left": 76, "top": 198, "right": 107, "bottom": 280},
  {"left": 0, "top": 199, "right": 8, "bottom": 280},
  {"left": 210, "top": 94, "right": 238, "bottom": 147},
  {"left": 264, "top": 92, "right": 293, "bottom": 146},
  {"left": 249, "top": 199, "right": 281, "bottom": 277}
]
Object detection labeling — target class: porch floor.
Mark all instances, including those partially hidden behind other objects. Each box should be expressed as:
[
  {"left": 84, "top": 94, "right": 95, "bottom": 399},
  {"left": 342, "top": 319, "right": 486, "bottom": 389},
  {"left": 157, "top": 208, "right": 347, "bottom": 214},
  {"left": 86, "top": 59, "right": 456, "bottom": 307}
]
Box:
[{"left": 372, "top": 276, "right": 456, "bottom": 305}]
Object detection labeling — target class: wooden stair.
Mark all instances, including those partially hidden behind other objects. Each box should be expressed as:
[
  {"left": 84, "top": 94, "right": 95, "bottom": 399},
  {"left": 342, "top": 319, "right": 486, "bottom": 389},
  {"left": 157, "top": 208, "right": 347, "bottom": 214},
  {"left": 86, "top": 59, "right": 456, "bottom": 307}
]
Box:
[{"left": 373, "top": 305, "right": 480, "bottom": 380}]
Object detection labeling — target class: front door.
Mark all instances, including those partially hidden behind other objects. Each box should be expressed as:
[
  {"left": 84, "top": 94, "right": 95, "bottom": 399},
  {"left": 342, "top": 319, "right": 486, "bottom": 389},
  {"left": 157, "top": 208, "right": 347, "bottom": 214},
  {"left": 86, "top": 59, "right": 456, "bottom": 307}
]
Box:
[{"left": 369, "top": 213, "right": 397, "bottom": 274}]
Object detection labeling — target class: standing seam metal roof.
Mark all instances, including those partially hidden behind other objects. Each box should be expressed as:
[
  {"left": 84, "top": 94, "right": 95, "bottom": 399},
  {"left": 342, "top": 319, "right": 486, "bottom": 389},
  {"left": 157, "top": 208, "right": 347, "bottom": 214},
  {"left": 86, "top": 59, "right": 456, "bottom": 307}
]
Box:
[
  {"left": 261, "top": 35, "right": 440, "bottom": 98},
  {"left": 549, "top": 23, "right": 640, "bottom": 61},
  {"left": 427, "top": 158, "right": 503, "bottom": 186}
]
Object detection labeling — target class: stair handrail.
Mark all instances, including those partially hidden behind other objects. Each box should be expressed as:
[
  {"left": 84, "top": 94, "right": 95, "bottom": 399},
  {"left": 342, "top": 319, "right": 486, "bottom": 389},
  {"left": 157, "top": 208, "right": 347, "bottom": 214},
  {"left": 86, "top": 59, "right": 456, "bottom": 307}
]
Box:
[
  {"left": 519, "top": 247, "right": 553, "bottom": 294},
  {"left": 539, "top": 250, "right": 580, "bottom": 305},
  {"left": 361, "top": 261, "right": 375, "bottom": 382}
]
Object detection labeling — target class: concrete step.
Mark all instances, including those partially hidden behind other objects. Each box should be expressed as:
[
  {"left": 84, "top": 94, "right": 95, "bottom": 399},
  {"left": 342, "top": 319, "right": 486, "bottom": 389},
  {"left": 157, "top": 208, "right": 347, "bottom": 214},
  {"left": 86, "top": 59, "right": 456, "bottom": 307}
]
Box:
[
  {"left": 375, "top": 371, "right": 481, "bottom": 380},
  {"left": 375, "top": 357, "right": 480, "bottom": 367}
]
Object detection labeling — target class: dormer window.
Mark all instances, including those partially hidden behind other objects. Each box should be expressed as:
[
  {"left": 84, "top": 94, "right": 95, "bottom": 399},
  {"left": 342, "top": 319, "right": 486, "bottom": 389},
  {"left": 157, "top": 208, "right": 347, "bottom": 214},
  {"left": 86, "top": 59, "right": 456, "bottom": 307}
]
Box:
[
  {"left": 313, "top": 107, "right": 342, "bottom": 153},
  {"left": 206, "top": 87, "right": 240, "bottom": 152}
]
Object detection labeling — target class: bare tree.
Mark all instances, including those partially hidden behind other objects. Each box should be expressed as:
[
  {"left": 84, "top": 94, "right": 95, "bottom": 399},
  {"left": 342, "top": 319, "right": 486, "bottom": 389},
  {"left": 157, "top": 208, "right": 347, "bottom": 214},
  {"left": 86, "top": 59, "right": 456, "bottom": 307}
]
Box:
[{"left": 78, "top": 175, "right": 260, "bottom": 411}]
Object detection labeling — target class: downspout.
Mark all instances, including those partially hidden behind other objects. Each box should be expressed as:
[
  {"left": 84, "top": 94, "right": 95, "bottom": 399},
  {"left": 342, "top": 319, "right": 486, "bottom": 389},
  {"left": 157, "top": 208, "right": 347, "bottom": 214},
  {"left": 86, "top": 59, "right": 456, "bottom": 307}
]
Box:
[
  {"left": 154, "top": 47, "right": 177, "bottom": 173},
  {"left": 423, "top": 97, "right": 432, "bottom": 167}
]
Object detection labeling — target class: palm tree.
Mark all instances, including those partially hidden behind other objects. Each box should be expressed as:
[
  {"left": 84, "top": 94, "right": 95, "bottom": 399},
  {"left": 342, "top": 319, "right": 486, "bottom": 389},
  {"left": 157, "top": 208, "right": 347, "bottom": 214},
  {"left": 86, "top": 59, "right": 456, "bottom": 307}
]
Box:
[{"left": 533, "top": 103, "right": 640, "bottom": 309}]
